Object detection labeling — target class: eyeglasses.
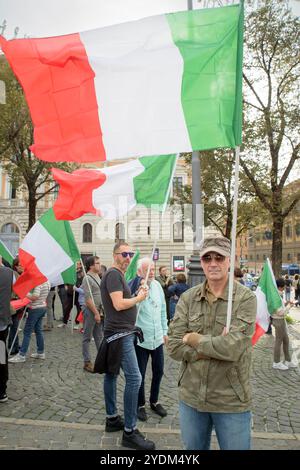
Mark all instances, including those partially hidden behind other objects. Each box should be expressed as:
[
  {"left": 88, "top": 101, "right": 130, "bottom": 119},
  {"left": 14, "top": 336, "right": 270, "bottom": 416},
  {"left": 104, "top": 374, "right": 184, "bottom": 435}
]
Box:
[
  {"left": 201, "top": 254, "right": 226, "bottom": 263},
  {"left": 115, "top": 252, "right": 135, "bottom": 259}
]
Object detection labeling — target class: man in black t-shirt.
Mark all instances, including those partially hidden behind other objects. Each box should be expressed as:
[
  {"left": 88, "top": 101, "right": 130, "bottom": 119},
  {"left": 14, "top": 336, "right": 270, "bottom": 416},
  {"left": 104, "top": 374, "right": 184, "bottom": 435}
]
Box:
[{"left": 100, "top": 241, "right": 155, "bottom": 450}]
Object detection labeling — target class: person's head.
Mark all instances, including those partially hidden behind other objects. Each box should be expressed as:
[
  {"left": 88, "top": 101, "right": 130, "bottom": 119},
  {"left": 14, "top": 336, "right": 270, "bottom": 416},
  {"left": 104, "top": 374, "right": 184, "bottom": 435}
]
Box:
[
  {"left": 85, "top": 256, "right": 101, "bottom": 274},
  {"left": 12, "top": 256, "right": 23, "bottom": 274},
  {"left": 234, "top": 267, "right": 243, "bottom": 280},
  {"left": 113, "top": 241, "right": 134, "bottom": 272},
  {"left": 199, "top": 237, "right": 231, "bottom": 283},
  {"left": 276, "top": 278, "right": 285, "bottom": 292},
  {"left": 295, "top": 274, "right": 299, "bottom": 281},
  {"left": 159, "top": 266, "right": 168, "bottom": 277},
  {"left": 137, "top": 257, "right": 155, "bottom": 284},
  {"left": 176, "top": 273, "right": 186, "bottom": 284},
  {"left": 76, "top": 261, "right": 82, "bottom": 271}
]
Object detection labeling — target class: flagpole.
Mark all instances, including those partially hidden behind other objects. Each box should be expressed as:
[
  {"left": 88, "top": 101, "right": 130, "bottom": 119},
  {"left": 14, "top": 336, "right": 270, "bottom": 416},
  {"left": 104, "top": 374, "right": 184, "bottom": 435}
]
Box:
[
  {"left": 80, "top": 258, "right": 96, "bottom": 305},
  {"left": 226, "top": 146, "right": 240, "bottom": 332}
]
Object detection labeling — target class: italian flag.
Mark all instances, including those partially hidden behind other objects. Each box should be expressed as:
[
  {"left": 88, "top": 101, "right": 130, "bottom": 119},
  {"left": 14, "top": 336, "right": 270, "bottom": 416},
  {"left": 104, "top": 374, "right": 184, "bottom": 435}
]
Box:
[
  {"left": 14, "top": 209, "right": 80, "bottom": 297},
  {"left": 0, "top": 4, "right": 243, "bottom": 163},
  {"left": 0, "top": 239, "right": 14, "bottom": 266},
  {"left": 125, "top": 249, "right": 141, "bottom": 283},
  {"left": 253, "top": 258, "right": 283, "bottom": 345},
  {"left": 52, "top": 154, "right": 177, "bottom": 220}
]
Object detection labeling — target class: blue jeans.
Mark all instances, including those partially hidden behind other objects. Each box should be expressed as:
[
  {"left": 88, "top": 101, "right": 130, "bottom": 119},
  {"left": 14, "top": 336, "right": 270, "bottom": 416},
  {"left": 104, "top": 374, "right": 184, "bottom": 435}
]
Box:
[
  {"left": 135, "top": 343, "right": 164, "bottom": 407},
  {"left": 179, "top": 401, "right": 251, "bottom": 450},
  {"left": 104, "top": 334, "right": 142, "bottom": 431},
  {"left": 8, "top": 314, "right": 20, "bottom": 354},
  {"left": 20, "top": 308, "right": 46, "bottom": 356}
]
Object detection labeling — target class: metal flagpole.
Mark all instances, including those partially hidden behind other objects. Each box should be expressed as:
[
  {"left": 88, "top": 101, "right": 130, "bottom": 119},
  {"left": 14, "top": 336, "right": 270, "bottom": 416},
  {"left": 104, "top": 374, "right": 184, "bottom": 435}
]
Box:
[{"left": 226, "top": 146, "right": 240, "bottom": 332}]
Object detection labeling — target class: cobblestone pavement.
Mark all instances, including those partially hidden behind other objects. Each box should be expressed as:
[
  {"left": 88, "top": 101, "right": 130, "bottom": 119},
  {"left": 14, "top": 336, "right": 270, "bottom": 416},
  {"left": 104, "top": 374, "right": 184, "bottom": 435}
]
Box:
[{"left": 1, "top": 307, "right": 300, "bottom": 450}]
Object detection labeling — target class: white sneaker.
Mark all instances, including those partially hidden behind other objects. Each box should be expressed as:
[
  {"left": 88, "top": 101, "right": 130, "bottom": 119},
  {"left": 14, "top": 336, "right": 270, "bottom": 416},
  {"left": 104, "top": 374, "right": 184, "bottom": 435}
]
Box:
[
  {"left": 8, "top": 353, "right": 26, "bottom": 363},
  {"left": 57, "top": 323, "right": 66, "bottom": 328},
  {"left": 73, "top": 325, "right": 79, "bottom": 330},
  {"left": 30, "top": 353, "right": 46, "bottom": 359},
  {"left": 285, "top": 361, "right": 298, "bottom": 368},
  {"left": 272, "top": 361, "right": 288, "bottom": 370}
]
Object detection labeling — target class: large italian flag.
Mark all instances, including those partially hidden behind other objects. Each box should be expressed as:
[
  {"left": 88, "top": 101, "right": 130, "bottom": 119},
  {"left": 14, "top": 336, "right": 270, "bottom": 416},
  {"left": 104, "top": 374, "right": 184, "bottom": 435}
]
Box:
[
  {"left": 253, "top": 258, "right": 283, "bottom": 345},
  {"left": 0, "top": 4, "right": 243, "bottom": 163},
  {"left": 14, "top": 209, "right": 80, "bottom": 297},
  {"left": 52, "top": 154, "right": 177, "bottom": 220}
]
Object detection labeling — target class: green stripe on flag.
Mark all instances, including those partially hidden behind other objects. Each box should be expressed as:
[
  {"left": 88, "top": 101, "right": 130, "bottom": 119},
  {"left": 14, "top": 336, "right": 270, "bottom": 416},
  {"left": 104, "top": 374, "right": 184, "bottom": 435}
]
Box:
[
  {"left": 134, "top": 154, "right": 176, "bottom": 208},
  {"left": 166, "top": 4, "right": 243, "bottom": 150},
  {"left": 125, "top": 249, "right": 140, "bottom": 283},
  {"left": 39, "top": 208, "right": 80, "bottom": 284},
  {"left": 39, "top": 209, "right": 80, "bottom": 260},
  {"left": 0, "top": 239, "right": 14, "bottom": 266},
  {"left": 259, "top": 260, "right": 282, "bottom": 316}
]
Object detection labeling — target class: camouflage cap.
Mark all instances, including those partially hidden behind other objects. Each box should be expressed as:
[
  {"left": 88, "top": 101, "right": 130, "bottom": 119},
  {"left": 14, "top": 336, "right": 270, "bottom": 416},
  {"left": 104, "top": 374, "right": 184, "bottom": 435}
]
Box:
[{"left": 199, "top": 237, "right": 231, "bottom": 257}]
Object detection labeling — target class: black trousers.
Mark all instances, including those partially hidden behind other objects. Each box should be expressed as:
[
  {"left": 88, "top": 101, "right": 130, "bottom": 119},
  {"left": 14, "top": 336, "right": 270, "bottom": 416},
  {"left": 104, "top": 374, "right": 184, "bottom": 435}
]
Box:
[
  {"left": 135, "top": 343, "right": 164, "bottom": 407},
  {"left": 0, "top": 327, "right": 9, "bottom": 396}
]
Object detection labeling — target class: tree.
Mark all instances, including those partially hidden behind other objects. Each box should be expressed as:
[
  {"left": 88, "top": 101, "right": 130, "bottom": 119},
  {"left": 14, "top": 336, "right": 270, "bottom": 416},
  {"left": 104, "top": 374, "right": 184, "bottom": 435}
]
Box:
[
  {"left": 171, "top": 151, "right": 266, "bottom": 239},
  {"left": 241, "top": 0, "right": 300, "bottom": 276},
  {"left": 0, "top": 59, "right": 76, "bottom": 230}
]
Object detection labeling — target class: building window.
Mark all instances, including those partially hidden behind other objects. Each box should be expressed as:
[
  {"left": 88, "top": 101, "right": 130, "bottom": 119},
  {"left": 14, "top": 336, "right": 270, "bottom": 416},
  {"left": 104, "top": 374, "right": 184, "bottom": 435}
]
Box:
[
  {"left": 286, "top": 225, "right": 292, "bottom": 238},
  {"left": 256, "top": 254, "right": 259, "bottom": 260},
  {"left": 147, "top": 226, "right": 151, "bottom": 236},
  {"left": 250, "top": 255, "right": 253, "bottom": 260},
  {"left": 295, "top": 223, "right": 300, "bottom": 237},
  {"left": 297, "top": 253, "right": 300, "bottom": 262},
  {"left": 82, "top": 223, "right": 92, "bottom": 243},
  {"left": 173, "top": 221, "right": 184, "bottom": 242},
  {"left": 287, "top": 253, "right": 291, "bottom": 261},
  {"left": 115, "top": 222, "right": 125, "bottom": 242},
  {"left": 1, "top": 223, "right": 19, "bottom": 234},
  {"left": 10, "top": 187, "right": 17, "bottom": 199},
  {"left": 263, "top": 254, "right": 266, "bottom": 260},
  {"left": 172, "top": 176, "right": 183, "bottom": 196}
]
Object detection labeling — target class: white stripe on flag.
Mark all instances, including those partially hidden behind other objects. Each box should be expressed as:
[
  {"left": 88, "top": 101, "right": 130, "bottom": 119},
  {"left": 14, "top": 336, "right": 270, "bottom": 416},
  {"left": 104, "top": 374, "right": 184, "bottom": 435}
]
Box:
[
  {"left": 81, "top": 15, "right": 192, "bottom": 160},
  {"left": 21, "top": 222, "right": 74, "bottom": 284}
]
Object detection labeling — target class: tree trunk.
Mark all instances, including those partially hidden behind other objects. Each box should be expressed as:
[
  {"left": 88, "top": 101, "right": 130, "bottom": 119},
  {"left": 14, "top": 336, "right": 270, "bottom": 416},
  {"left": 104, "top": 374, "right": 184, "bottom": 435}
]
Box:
[
  {"left": 27, "top": 187, "right": 37, "bottom": 231},
  {"left": 271, "top": 216, "right": 283, "bottom": 278}
]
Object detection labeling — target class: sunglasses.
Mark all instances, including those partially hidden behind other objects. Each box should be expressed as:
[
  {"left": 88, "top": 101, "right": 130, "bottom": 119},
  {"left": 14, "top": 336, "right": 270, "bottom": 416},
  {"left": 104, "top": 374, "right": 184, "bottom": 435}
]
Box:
[
  {"left": 201, "top": 254, "right": 226, "bottom": 263},
  {"left": 115, "top": 251, "right": 135, "bottom": 259}
]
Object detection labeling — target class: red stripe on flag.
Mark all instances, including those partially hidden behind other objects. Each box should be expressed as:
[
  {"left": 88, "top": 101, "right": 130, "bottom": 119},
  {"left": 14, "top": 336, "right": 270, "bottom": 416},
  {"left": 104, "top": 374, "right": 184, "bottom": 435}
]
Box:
[
  {"left": 13, "top": 249, "right": 47, "bottom": 298},
  {"left": 252, "top": 323, "right": 267, "bottom": 346},
  {"left": 0, "top": 34, "right": 106, "bottom": 163},
  {"left": 52, "top": 167, "right": 106, "bottom": 220}
]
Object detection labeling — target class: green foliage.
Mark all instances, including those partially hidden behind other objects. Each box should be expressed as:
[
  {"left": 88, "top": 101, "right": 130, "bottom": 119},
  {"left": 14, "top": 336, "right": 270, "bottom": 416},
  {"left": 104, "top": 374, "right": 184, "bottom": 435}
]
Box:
[{"left": 241, "top": 0, "right": 300, "bottom": 276}]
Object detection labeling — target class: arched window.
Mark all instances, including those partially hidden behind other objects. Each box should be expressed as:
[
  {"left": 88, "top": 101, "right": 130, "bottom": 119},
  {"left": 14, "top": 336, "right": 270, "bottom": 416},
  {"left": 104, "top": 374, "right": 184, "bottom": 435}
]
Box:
[
  {"left": 115, "top": 222, "right": 125, "bottom": 242},
  {"left": 82, "top": 223, "right": 92, "bottom": 243},
  {"left": 1, "top": 223, "right": 19, "bottom": 234}
]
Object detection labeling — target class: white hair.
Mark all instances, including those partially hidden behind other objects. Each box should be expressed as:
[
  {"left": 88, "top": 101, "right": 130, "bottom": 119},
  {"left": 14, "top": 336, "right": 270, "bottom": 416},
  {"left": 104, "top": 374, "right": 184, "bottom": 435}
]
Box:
[{"left": 137, "top": 257, "right": 153, "bottom": 272}]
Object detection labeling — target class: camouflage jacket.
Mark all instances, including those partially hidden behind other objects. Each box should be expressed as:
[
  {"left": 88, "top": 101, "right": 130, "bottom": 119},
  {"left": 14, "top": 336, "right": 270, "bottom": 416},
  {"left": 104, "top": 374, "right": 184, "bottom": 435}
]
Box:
[{"left": 167, "top": 280, "right": 257, "bottom": 413}]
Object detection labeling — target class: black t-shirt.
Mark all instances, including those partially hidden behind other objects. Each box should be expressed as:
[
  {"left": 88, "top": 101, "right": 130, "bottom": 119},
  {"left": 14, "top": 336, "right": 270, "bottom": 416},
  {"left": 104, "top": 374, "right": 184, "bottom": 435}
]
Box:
[{"left": 101, "top": 267, "right": 137, "bottom": 333}]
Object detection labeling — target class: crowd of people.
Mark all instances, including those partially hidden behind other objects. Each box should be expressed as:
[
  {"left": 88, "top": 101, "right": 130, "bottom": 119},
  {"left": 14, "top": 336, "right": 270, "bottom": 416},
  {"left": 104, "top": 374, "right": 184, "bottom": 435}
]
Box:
[{"left": 0, "top": 235, "right": 299, "bottom": 450}]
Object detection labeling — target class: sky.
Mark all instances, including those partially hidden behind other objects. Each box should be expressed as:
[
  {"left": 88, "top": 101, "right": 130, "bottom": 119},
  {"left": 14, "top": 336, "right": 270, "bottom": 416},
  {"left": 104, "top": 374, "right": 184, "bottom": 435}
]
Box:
[
  {"left": 0, "top": 0, "right": 195, "bottom": 38},
  {"left": 0, "top": 0, "right": 299, "bottom": 38}
]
